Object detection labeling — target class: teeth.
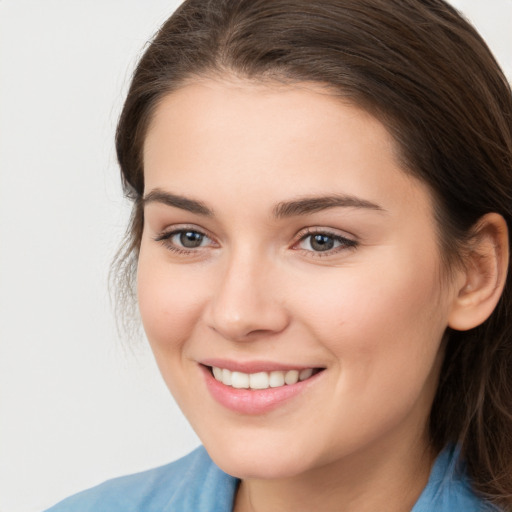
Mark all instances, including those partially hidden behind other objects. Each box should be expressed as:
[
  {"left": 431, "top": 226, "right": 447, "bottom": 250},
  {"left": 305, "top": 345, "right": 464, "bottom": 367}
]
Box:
[
  {"left": 222, "top": 368, "right": 232, "bottom": 386},
  {"left": 269, "top": 371, "right": 285, "bottom": 388},
  {"left": 249, "top": 372, "right": 269, "bottom": 390},
  {"left": 284, "top": 370, "right": 299, "bottom": 385},
  {"left": 231, "top": 371, "right": 249, "bottom": 389},
  {"left": 212, "top": 367, "right": 223, "bottom": 380},
  {"left": 299, "top": 368, "right": 313, "bottom": 381},
  {"left": 212, "top": 367, "right": 317, "bottom": 390}
]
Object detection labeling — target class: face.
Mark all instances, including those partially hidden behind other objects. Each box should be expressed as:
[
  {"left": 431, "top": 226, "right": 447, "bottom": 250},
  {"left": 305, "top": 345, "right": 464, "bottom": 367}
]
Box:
[{"left": 138, "top": 79, "right": 461, "bottom": 480}]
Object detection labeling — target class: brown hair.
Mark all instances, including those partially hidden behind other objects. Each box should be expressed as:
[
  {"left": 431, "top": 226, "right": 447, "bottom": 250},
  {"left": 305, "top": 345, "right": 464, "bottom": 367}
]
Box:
[{"left": 114, "top": 0, "right": 512, "bottom": 507}]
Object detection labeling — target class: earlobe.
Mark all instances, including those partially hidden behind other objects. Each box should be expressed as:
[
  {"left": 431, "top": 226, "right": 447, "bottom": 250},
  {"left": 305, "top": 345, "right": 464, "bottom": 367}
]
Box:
[{"left": 448, "top": 213, "right": 509, "bottom": 331}]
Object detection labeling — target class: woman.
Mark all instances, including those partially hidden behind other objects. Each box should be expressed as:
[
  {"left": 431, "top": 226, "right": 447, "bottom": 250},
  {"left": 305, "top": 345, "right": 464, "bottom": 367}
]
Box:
[{"left": 45, "top": 0, "right": 512, "bottom": 510}]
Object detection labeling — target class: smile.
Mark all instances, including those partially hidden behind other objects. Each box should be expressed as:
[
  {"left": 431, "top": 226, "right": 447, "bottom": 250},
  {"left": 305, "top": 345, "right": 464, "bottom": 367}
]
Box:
[
  {"left": 201, "top": 363, "right": 325, "bottom": 414},
  {"left": 210, "top": 366, "right": 321, "bottom": 390}
]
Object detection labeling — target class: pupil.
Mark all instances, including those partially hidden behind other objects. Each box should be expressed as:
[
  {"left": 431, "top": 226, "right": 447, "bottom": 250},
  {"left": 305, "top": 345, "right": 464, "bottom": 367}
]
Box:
[
  {"left": 311, "top": 234, "right": 334, "bottom": 251},
  {"left": 180, "top": 231, "right": 203, "bottom": 248}
]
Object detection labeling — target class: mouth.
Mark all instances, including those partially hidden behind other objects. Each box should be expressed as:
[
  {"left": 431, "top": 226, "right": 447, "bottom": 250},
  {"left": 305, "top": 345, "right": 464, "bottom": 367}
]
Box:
[
  {"left": 199, "top": 359, "right": 326, "bottom": 414},
  {"left": 208, "top": 366, "right": 323, "bottom": 390}
]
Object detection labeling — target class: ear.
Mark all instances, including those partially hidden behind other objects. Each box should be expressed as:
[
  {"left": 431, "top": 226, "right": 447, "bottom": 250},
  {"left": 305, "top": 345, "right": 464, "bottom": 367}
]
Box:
[{"left": 448, "top": 213, "right": 509, "bottom": 331}]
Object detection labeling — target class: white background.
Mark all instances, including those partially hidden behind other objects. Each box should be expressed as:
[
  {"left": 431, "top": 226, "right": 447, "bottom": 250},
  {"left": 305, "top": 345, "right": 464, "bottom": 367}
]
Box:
[{"left": 0, "top": 1, "right": 511, "bottom": 511}]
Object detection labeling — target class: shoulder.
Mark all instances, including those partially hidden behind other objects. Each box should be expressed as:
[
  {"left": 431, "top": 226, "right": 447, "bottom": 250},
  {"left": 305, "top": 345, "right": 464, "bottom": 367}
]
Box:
[
  {"left": 412, "top": 445, "right": 501, "bottom": 512},
  {"left": 44, "top": 446, "right": 239, "bottom": 512}
]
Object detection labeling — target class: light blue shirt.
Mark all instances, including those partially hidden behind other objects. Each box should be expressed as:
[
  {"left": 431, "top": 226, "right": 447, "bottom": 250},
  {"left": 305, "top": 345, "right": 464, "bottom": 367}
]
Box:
[{"left": 44, "top": 445, "right": 499, "bottom": 511}]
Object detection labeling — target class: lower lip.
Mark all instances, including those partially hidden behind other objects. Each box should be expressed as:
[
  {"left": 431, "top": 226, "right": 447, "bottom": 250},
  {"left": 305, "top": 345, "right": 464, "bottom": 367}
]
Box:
[{"left": 201, "top": 365, "right": 323, "bottom": 415}]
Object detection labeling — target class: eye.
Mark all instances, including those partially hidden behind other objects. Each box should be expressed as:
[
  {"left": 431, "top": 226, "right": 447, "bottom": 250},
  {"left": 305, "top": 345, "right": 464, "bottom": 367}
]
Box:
[
  {"left": 154, "top": 227, "right": 214, "bottom": 253},
  {"left": 174, "top": 230, "right": 207, "bottom": 248},
  {"left": 296, "top": 230, "right": 357, "bottom": 254}
]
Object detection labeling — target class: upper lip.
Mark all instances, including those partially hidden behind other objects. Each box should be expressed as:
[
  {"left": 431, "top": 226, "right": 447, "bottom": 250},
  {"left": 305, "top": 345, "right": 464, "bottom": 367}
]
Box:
[{"left": 200, "top": 358, "right": 324, "bottom": 373}]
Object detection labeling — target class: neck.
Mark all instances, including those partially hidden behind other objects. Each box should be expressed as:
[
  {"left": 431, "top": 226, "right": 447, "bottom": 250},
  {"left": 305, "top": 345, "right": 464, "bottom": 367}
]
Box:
[{"left": 233, "top": 430, "right": 436, "bottom": 512}]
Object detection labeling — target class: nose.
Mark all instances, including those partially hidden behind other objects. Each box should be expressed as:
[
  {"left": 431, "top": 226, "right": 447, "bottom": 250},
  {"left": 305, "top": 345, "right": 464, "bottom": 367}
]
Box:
[{"left": 204, "top": 249, "right": 290, "bottom": 342}]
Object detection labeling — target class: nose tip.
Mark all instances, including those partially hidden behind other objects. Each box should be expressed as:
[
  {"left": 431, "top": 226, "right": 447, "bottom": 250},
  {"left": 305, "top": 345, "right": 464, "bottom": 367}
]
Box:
[
  {"left": 205, "top": 259, "right": 289, "bottom": 342},
  {"left": 209, "top": 306, "right": 287, "bottom": 341}
]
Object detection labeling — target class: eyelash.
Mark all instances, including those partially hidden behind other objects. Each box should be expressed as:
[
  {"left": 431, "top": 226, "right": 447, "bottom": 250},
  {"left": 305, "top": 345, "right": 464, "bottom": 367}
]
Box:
[
  {"left": 154, "top": 226, "right": 215, "bottom": 255},
  {"left": 154, "top": 227, "right": 358, "bottom": 257},
  {"left": 293, "top": 228, "right": 358, "bottom": 256}
]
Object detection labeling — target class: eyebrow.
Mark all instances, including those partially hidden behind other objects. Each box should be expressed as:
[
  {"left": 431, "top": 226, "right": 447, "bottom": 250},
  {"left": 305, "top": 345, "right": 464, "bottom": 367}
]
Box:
[
  {"left": 272, "top": 194, "right": 385, "bottom": 218},
  {"left": 143, "top": 189, "right": 213, "bottom": 216},
  {"left": 142, "top": 189, "right": 385, "bottom": 218}
]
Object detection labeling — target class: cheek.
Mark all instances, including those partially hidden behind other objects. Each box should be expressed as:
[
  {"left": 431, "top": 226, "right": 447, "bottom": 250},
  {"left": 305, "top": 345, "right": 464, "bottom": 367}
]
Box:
[
  {"left": 136, "top": 248, "right": 207, "bottom": 357},
  {"left": 294, "top": 251, "right": 448, "bottom": 391},
  {"left": 290, "top": 260, "right": 448, "bottom": 455}
]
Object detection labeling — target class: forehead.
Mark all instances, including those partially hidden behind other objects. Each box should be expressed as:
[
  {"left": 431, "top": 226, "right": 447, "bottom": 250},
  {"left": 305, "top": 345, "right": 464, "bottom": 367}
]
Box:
[
  {"left": 142, "top": 78, "right": 430, "bottom": 217},
  {"left": 144, "top": 78, "right": 394, "bottom": 157}
]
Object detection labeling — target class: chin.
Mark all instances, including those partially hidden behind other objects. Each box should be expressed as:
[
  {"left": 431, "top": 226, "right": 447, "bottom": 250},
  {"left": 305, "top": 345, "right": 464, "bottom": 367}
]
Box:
[
  {"left": 202, "top": 434, "right": 319, "bottom": 480},
  {"left": 213, "top": 453, "right": 311, "bottom": 480}
]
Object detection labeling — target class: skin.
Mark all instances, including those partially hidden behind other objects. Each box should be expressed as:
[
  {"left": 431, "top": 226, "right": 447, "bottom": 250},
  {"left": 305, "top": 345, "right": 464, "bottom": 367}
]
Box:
[{"left": 138, "top": 79, "right": 469, "bottom": 512}]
